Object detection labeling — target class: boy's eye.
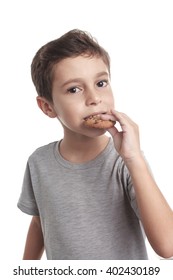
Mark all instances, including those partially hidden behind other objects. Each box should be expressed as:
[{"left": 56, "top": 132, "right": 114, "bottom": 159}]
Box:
[
  {"left": 67, "top": 87, "right": 81, "bottom": 94},
  {"left": 97, "top": 80, "right": 108, "bottom": 87}
]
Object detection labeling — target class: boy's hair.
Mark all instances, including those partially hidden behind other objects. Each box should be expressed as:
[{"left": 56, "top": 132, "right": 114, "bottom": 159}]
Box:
[{"left": 31, "top": 29, "right": 110, "bottom": 102}]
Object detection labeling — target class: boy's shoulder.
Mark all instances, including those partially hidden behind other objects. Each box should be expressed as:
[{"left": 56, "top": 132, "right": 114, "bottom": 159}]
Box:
[{"left": 28, "top": 141, "right": 59, "bottom": 162}]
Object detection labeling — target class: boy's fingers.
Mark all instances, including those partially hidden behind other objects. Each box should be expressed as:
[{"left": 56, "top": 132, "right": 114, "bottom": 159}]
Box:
[
  {"left": 110, "top": 110, "right": 137, "bottom": 127},
  {"left": 100, "top": 113, "right": 116, "bottom": 122},
  {"left": 107, "top": 126, "right": 119, "bottom": 136},
  {"left": 101, "top": 111, "right": 128, "bottom": 123},
  {"left": 100, "top": 111, "right": 137, "bottom": 132}
]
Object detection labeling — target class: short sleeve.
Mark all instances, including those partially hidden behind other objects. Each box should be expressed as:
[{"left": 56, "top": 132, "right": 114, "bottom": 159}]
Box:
[{"left": 17, "top": 162, "right": 39, "bottom": 216}]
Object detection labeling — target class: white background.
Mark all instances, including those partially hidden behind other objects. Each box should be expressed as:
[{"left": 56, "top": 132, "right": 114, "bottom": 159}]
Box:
[{"left": 0, "top": 0, "right": 173, "bottom": 261}]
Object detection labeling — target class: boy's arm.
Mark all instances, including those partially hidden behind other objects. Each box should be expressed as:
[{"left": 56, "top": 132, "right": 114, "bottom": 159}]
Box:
[
  {"left": 126, "top": 155, "right": 173, "bottom": 258},
  {"left": 23, "top": 216, "right": 44, "bottom": 260},
  {"left": 103, "top": 110, "right": 173, "bottom": 258}
]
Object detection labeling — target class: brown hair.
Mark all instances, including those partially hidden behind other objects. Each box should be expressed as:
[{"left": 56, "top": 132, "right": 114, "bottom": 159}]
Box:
[{"left": 31, "top": 29, "right": 110, "bottom": 102}]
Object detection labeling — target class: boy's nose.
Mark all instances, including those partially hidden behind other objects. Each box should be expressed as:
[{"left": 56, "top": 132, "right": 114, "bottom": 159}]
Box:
[{"left": 85, "top": 90, "right": 102, "bottom": 106}]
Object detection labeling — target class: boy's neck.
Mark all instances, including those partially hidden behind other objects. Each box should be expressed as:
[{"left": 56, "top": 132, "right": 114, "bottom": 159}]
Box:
[{"left": 59, "top": 134, "right": 109, "bottom": 163}]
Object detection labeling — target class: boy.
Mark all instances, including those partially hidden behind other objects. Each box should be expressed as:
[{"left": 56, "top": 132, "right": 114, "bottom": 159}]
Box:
[{"left": 18, "top": 29, "right": 173, "bottom": 260}]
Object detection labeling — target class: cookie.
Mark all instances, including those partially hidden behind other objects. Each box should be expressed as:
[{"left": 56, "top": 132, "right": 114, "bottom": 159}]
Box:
[{"left": 84, "top": 115, "right": 115, "bottom": 129}]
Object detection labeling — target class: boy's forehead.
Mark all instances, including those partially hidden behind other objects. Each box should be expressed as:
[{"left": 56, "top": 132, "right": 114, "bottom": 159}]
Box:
[{"left": 53, "top": 55, "right": 109, "bottom": 83}]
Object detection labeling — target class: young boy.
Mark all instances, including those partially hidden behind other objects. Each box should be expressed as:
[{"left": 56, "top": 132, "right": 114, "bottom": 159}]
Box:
[{"left": 18, "top": 29, "right": 173, "bottom": 260}]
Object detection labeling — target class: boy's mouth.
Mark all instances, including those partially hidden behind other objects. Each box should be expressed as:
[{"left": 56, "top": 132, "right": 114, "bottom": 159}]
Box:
[
  {"left": 83, "top": 113, "right": 116, "bottom": 129},
  {"left": 84, "top": 112, "right": 106, "bottom": 120}
]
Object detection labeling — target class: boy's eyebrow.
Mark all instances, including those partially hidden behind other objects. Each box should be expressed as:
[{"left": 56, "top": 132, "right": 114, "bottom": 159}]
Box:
[
  {"left": 61, "top": 71, "right": 109, "bottom": 88},
  {"left": 95, "top": 71, "right": 109, "bottom": 78}
]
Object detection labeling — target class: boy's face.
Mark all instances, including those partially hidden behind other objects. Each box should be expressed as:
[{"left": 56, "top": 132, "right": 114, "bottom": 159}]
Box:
[{"left": 45, "top": 55, "right": 115, "bottom": 137}]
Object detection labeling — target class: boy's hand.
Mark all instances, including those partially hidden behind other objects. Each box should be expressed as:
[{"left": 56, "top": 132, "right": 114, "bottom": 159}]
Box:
[{"left": 101, "top": 110, "right": 142, "bottom": 163}]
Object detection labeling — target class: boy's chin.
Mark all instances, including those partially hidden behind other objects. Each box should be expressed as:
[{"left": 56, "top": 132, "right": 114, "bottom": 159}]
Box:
[{"left": 83, "top": 128, "right": 107, "bottom": 138}]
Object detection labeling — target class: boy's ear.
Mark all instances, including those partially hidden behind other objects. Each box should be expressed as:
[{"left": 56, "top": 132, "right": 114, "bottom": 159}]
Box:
[{"left": 36, "top": 96, "right": 57, "bottom": 118}]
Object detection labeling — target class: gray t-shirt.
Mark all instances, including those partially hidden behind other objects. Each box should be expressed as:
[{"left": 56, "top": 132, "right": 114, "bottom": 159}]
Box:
[{"left": 17, "top": 138, "right": 148, "bottom": 259}]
